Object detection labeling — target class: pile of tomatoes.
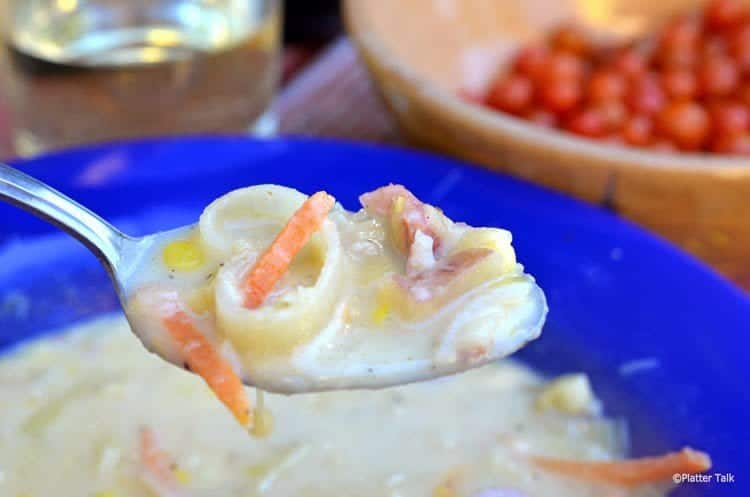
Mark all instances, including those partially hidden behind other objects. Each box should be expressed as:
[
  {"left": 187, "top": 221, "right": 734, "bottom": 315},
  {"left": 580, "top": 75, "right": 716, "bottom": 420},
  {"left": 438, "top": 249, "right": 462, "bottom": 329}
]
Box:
[{"left": 478, "top": 0, "right": 750, "bottom": 154}]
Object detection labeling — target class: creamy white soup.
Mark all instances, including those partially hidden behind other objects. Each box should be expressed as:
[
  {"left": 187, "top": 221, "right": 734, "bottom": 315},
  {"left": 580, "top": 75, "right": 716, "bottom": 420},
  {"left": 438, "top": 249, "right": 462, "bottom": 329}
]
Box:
[
  {"left": 0, "top": 315, "right": 693, "bottom": 497},
  {"left": 124, "top": 184, "right": 547, "bottom": 426}
]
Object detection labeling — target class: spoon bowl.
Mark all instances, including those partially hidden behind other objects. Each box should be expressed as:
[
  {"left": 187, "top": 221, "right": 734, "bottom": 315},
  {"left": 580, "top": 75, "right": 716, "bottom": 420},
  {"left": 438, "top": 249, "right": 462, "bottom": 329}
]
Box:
[{"left": 0, "top": 161, "right": 546, "bottom": 394}]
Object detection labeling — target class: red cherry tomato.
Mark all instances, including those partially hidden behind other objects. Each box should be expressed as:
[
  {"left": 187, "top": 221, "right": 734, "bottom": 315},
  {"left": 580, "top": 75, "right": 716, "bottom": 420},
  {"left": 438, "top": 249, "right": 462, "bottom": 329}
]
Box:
[
  {"left": 550, "top": 25, "right": 591, "bottom": 56},
  {"left": 587, "top": 70, "right": 627, "bottom": 102},
  {"left": 711, "top": 133, "right": 750, "bottom": 153},
  {"left": 656, "top": 45, "right": 698, "bottom": 68},
  {"left": 486, "top": 74, "right": 534, "bottom": 114},
  {"left": 539, "top": 79, "right": 582, "bottom": 113},
  {"left": 541, "top": 51, "right": 587, "bottom": 82},
  {"left": 709, "top": 100, "right": 750, "bottom": 136},
  {"left": 657, "top": 101, "right": 711, "bottom": 150},
  {"left": 701, "top": 35, "right": 728, "bottom": 59},
  {"left": 564, "top": 108, "right": 608, "bottom": 137},
  {"left": 611, "top": 48, "right": 648, "bottom": 78},
  {"left": 622, "top": 114, "right": 654, "bottom": 146},
  {"left": 660, "top": 15, "right": 702, "bottom": 50},
  {"left": 650, "top": 139, "right": 679, "bottom": 153},
  {"left": 595, "top": 101, "right": 628, "bottom": 131},
  {"left": 728, "top": 23, "right": 750, "bottom": 72},
  {"left": 661, "top": 68, "right": 698, "bottom": 99},
  {"left": 626, "top": 74, "right": 666, "bottom": 115},
  {"left": 735, "top": 83, "right": 750, "bottom": 106},
  {"left": 513, "top": 45, "right": 549, "bottom": 79},
  {"left": 698, "top": 56, "right": 740, "bottom": 96},
  {"left": 705, "top": 0, "right": 747, "bottom": 30}
]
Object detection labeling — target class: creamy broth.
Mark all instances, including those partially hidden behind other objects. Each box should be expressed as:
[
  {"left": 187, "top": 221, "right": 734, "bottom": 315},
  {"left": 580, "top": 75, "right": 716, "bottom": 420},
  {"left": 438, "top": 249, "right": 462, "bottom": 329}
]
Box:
[
  {"left": 0, "top": 315, "right": 667, "bottom": 497},
  {"left": 124, "top": 185, "right": 547, "bottom": 395}
]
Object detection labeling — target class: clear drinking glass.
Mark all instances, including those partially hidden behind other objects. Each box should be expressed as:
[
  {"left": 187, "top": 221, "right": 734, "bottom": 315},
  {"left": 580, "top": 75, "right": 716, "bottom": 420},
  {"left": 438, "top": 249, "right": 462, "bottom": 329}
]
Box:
[{"left": 0, "top": 0, "right": 281, "bottom": 156}]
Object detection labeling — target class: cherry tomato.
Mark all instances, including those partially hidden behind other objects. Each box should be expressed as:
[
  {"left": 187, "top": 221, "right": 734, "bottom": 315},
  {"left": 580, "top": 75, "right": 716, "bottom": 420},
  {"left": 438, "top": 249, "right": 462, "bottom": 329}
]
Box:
[
  {"left": 486, "top": 74, "right": 534, "bottom": 114},
  {"left": 622, "top": 114, "right": 654, "bottom": 146},
  {"left": 626, "top": 74, "right": 666, "bottom": 115},
  {"left": 564, "top": 108, "right": 608, "bottom": 137},
  {"left": 513, "top": 45, "right": 549, "bottom": 79},
  {"left": 657, "top": 101, "right": 711, "bottom": 150},
  {"left": 735, "top": 83, "right": 750, "bottom": 106},
  {"left": 539, "top": 79, "right": 582, "bottom": 113},
  {"left": 650, "top": 139, "right": 679, "bottom": 153},
  {"left": 661, "top": 68, "right": 698, "bottom": 99},
  {"left": 611, "top": 48, "right": 648, "bottom": 78},
  {"left": 698, "top": 56, "right": 740, "bottom": 96},
  {"left": 596, "top": 101, "right": 628, "bottom": 130},
  {"left": 705, "top": 0, "right": 747, "bottom": 30},
  {"left": 550, "top": 25, "right": 591, "bottom": 55},
  {"left": 656, "top": 45, "right": 698, "bottom": 68},
  {"left": 541, "top": 51, "right": 587, "bottom": 82},
  {"left": 701, "top": 35, "right": 728, "bottom": 59},
  {"left": 587, "top": 70, "right": 627, "bottom": 102},
  {"left": 728, "top": 23, "right": 750, "bottom": 72},
  {"left": 660, "top": 15, "right": 702, "bottom": 51},
  {"left": 709, "top": 100, "right": 750, "bottom": 136},
  {"left": 711, "top": 133, "right": 750, "bottom": 153}
]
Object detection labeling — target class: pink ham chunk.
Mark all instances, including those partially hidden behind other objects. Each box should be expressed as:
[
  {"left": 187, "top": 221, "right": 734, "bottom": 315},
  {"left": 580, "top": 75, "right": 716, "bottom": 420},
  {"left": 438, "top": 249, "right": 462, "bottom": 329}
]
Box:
[
  {"left": 395, "top": 248, "right": 493, "bottom": 302},
  {"left": 360, "top": 184, "right": 444, "bottom": 254}
]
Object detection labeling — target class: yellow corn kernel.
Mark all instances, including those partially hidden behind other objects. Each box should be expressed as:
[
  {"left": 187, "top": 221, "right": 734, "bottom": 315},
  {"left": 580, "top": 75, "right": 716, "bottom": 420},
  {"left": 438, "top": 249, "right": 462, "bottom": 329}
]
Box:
[
  {"left": 371, "top": 291, "right": 391, "bottom": 326},
  {"left": 187, "top": 284, "right": 214, "bottom": 314},
  {"left": 452, "top": 228, "right": 516, "bottom": 273},
  {"left": 431, "top": 469, "right": 462, "bottom": 497},
  {"left": 163, "top": 239, "right": 205, "bottom": 271},
  {"left": 173, "top": 467, "right": 191, "bottom": 485},
  {"left": 535, "top": 373, "right": 599, "bottom": 415}
]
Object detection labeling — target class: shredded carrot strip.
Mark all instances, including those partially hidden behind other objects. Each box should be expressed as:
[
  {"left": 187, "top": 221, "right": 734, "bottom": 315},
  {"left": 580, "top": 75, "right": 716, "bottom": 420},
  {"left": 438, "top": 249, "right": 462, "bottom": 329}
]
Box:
[
  {"left": 242, "top": 191, "right": 335, "bottom": 309},
  {"left": 138, "top": 427, "right": 180, "bottom": 491},
  {"left": 531, "top": 447, "right": 711, "bottom": 487},
  {"left": 162, "top": 310, "right": 251, "bottom": 426}
]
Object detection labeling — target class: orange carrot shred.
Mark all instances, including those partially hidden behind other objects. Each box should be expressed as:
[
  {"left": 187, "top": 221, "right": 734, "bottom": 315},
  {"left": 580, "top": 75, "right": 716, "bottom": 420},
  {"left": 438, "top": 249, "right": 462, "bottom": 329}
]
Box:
[
  {"left": 242, "top": 191, "right": 335, "bottom": 309},
  {"left": 162, "top": 310, "right": 251, "bottom": 426},
  {"left": 531, "top": 447, "right": 711, "bottom": 487},
  {"left": 138, "top": 427, "right": 180, "bottom": 490}
]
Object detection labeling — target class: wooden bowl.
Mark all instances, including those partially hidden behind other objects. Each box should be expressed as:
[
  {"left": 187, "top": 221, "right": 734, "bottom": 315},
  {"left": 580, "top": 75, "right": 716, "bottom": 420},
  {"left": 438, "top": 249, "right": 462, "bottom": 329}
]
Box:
[{"left": 344, "top": 0, "right": 750, "bottom": 287}]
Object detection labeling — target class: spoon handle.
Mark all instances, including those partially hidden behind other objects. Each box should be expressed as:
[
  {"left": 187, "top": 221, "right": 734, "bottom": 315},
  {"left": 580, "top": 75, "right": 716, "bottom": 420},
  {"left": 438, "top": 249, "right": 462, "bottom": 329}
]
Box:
[{"left": 0, "top": 162, "right": 130, "bottom": 276}]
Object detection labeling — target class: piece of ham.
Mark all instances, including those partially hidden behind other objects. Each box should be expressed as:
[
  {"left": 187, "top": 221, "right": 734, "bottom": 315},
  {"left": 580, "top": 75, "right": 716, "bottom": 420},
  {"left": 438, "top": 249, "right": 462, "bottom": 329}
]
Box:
[
  {"left": 360, "top": 184, "right": 444, "bottom": 254},
  {"left": 396, "top": 249, "right": 493, "bottom": 302}
]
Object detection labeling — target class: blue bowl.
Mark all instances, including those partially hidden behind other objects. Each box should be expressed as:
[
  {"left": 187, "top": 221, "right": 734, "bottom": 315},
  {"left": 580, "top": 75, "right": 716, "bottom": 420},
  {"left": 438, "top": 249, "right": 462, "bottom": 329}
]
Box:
[{"left": 1, "top": 137, "right": 748, "bottom": 496}]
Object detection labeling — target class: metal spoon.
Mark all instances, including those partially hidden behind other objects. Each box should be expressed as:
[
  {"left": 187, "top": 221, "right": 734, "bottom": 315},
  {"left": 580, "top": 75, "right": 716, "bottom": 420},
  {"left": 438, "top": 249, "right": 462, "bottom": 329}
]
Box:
[{"left": 0, "top": 161, "right": 547, "bottom": 394}]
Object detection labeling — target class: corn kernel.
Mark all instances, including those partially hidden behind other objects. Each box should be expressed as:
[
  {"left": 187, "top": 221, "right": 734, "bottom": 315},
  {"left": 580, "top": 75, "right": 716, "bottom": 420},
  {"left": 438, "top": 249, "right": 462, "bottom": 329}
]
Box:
[
  {"left": 371, "top": 301, "right": 389, "bottom": 326},
  {"left": 90, "top": 492, "right": 116, "bottom": 497},
  {"left": 173, "top": 467, "right": 191, "bottom": 484},
  {"left": 163, "top": 239, "right": 205, "bottom": 271},
  {"left": 535, "top": 373, "right": 599, "bottom": 415},
  {"left": 371, "top": 291, "right": 391, "bottom": 326},
  {"left": 187, "top": 284, "right": 214, "bottom": 314}
]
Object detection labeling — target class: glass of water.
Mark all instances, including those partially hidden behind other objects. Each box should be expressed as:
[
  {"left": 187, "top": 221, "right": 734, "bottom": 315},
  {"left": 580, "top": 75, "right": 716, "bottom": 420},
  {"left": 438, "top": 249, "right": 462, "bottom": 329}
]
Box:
[{"left": 0, "top": 0, "right": 280, "bottom": 156}]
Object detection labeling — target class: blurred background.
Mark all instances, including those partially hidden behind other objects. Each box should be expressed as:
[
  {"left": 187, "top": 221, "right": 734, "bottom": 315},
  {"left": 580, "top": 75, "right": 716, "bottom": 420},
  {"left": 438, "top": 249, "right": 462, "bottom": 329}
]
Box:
[{"left": 0, "top": 0, "right": 748, "bottom": 292}]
